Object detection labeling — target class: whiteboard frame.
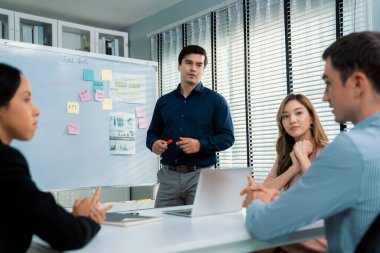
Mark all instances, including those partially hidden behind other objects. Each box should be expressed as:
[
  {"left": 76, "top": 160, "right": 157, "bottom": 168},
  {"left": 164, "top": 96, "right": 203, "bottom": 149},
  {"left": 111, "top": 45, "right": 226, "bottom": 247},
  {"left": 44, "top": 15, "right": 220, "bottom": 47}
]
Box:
[{"left": 0, "top": 39, "right": 160, "bottom": 191}]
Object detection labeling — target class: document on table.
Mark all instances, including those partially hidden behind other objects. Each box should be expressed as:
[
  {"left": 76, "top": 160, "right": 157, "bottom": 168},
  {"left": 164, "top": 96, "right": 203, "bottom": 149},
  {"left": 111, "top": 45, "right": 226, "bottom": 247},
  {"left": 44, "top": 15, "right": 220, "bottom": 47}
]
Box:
[{"left": 104, "top": 212, "right": 161, "bottom": 227}]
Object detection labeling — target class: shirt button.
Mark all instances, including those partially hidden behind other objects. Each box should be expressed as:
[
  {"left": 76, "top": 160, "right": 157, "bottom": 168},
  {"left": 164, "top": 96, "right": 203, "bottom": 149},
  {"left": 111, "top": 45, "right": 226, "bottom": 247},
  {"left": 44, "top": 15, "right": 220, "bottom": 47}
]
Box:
[
  {"left": 181, "top": 114, "right": 184, "bottom": 117},
  {"left": 184, "top": 100, "right": 187, "bottom": 103},
  {"left": 179, "top": 128, "right": 182, "bottom": 131},
  {"left": 175, "top": 159, "right": 178, "bottom": 163}
]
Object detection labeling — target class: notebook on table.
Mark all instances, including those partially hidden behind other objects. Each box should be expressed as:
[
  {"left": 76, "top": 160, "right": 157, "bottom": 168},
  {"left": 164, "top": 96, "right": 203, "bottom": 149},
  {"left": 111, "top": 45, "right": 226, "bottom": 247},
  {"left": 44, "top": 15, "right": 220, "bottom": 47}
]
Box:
[
  {"left": 105, "top": 212, "right": 161, "bottom": 226},
  {"left": 164, "top": 168, "right": 252, "bottom": 217}
]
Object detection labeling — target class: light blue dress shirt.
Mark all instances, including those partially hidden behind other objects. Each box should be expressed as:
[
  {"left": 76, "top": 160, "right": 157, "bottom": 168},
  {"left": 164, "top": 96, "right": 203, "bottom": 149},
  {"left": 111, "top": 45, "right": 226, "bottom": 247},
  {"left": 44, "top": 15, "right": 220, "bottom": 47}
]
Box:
[{"left": 246, "top": 112, "right": 380, "bottom": 253}]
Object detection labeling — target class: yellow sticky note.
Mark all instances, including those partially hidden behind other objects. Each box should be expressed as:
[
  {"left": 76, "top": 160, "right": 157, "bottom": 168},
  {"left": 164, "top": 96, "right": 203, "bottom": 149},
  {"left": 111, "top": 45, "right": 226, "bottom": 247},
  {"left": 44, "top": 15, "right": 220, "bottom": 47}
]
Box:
[
  {"left": 67, "top": 102, "right": 79, "bottom": 114},
  {"left": 102, "top": 98, "right": 113, "bottom": 110},
  {"left": 101, "top": 69, "right": 113, "bottom": 81},
  {"left": 136, "top": 199, "right": 152, "bottom": 202}
]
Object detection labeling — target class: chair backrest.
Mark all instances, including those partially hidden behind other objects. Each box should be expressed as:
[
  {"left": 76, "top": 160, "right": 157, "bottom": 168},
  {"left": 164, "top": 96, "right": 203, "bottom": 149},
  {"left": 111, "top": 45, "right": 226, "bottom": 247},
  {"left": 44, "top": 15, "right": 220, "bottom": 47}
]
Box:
[{"left": 355, "top": 214, "right": 380, "bottom": 253}]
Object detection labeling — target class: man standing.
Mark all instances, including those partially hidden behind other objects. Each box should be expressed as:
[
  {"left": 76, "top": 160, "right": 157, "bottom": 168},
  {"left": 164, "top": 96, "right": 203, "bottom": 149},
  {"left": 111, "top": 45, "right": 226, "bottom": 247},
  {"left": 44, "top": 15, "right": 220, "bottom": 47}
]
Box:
[
  {"left": 241, "top": 32, "right": 380, "bottom": 252},
  {"left": 147, "top": 45, "right": 234, "bottom": 208}
]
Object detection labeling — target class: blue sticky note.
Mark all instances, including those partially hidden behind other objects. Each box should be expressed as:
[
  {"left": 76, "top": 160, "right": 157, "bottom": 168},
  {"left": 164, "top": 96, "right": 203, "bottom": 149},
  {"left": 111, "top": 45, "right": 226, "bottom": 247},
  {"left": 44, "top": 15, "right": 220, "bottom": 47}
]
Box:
[
  {"left": 93, "top": 81, "right": 103, "bottom": 92},
  {"left": 83, "top": 69, "right": 94, "bottom": 81}
]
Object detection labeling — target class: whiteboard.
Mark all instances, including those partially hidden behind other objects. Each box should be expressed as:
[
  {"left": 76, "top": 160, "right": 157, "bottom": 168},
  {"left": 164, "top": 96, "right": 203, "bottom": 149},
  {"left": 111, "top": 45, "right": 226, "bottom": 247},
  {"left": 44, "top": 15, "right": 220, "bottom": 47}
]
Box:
[{"left": 0, "top": 39, "right": 158, "bottom": 190}]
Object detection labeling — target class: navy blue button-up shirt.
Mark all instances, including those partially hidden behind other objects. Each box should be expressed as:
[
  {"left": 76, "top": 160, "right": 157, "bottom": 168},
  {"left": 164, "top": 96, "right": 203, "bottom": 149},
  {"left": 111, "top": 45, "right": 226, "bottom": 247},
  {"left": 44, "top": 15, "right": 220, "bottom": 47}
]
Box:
[{"left": 146, "top": 82, "right": 234, "bottom": 166}]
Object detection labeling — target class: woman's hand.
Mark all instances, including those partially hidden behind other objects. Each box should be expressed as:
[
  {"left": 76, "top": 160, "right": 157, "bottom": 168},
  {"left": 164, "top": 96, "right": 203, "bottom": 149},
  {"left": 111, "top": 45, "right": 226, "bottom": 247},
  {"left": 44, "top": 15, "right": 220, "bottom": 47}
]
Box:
[
  {"left": 72, "top": 188, "right": 113, "bottom": 224},
  {"left": 289, "top": 151, "right": 301, "bottom": 174},
  {"left": 293, "top": 140, "right": 313, "bottom": 174},
  {"left": 89, "top": 205, "right": 113, "bottom": 224},
  {"left": 72, "top": 197, "right": 93, "bottom": 217},
  {"left": 293, "top": 140, "right": 313, "bottom": 159}
]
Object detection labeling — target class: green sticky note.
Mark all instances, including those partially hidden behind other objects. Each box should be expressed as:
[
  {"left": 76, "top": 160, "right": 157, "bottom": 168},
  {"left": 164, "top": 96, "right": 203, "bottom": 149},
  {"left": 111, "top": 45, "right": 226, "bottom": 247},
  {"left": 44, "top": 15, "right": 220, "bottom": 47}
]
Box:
[
  {"left": 83, "top": 69, "right": 94, "bottom": 81},
  {"left": 93, "top": 81, "right": 103, "bottom": 92}
]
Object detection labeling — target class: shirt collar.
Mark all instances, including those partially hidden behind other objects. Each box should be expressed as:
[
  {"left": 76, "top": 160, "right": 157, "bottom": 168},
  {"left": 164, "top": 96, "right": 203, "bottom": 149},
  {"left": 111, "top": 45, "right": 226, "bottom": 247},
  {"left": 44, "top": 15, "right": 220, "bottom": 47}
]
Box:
[
  {"left": 354, "top": 111, "right": 380, "bottom": 129},
  {"left": 175, "top": 82, "right": 204, "bottom": 96}
]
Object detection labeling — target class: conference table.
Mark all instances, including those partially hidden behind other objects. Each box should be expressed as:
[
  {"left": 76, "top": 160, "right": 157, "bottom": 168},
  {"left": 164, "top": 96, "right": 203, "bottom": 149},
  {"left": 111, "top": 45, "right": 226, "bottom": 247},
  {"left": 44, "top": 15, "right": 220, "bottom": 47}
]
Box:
[{"left": 30, "top": 204, "right": 325, "bottom": 253}]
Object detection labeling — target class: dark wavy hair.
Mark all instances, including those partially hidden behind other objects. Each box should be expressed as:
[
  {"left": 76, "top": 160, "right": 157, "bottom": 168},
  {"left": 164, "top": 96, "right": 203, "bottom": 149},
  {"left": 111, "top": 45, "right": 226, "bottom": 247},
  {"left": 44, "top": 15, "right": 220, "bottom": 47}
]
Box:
[
  {"left": 0, "top": 63, "right": 22, "bottom": 107},
  {"left": 322, "top": 31, "right": 380, "bottom": 92}
]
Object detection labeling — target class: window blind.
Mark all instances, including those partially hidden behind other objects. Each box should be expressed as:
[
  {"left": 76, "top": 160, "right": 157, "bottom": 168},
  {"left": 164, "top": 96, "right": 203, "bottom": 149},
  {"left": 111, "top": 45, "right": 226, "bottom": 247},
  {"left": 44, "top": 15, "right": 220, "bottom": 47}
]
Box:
[
  {"left": 150, "top": 35, "right": 161, "bottom": 96},
  {"left": 186, "top": 15, "right": 213, "bottom": 89},
  {"left": 161, "top": 26, "right": 183, "bottom": 96},
  {"left": 150, "top": 35, "right": 158, "bottom": 63},
  {"left": 290, "top": 0, "right": 341, "bottom": 142},
  {"left": 342, "top": 0, "right": 372, "bottom": 35},
  {"left": 248, "top": 0, "right": 287, "bottom": 183},
  {"left": 342, "top": 0, "right": 372, "bottom": 130},
  {"left": 149, "top": 0, "right": 372, "bottom": 178},
  {"left": 215, "top": 1, "right": 248, "bottom": 168}
]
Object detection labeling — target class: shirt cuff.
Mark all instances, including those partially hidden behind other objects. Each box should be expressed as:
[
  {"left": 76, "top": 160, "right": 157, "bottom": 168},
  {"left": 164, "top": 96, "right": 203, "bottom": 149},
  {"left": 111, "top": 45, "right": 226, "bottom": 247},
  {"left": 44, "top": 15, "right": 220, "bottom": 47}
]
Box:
[
  {"left": 245, "top": 200, "right": 266, "bottom": 237},
  {"left": 198, "top": 138, "right": 208, "bottom": 152},
  {"left": 149, "top": 139, "right": 158, "bottom": 151},
  {"left": 246, "top": 200, "right": 287, "bottom": 242}
]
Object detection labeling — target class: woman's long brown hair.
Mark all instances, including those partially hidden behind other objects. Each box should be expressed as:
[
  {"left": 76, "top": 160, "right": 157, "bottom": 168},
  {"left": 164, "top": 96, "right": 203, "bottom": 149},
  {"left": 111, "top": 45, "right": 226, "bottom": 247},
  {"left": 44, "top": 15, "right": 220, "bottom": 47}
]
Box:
[{"left": 275, "top": 93, "right": 329, "bottom": 189}]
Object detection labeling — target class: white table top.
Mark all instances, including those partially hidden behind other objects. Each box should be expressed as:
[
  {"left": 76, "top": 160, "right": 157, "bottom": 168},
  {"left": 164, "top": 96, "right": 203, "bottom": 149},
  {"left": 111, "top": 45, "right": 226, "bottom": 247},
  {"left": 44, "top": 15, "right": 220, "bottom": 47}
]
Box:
[{"left": 31, "top": 205, "right": 324, "bottom": 253}]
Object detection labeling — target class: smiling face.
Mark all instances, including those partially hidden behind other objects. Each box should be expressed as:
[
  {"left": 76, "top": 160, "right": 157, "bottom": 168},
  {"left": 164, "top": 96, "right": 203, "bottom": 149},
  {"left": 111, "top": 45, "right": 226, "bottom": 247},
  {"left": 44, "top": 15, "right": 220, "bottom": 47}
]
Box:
[
  {"left": 0, "top": 74, "right": 40, "bottom": 144},
  {"left": 178, "top": 53, "right": 205, "bottom": 87},
  {"left": 281, "top": 99, "right": 313, "bottom": 142}
]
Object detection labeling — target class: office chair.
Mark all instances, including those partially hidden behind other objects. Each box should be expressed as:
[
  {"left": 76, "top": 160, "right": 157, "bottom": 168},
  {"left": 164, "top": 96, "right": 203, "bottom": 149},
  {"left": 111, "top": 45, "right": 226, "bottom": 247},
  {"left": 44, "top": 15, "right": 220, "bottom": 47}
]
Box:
[{"left": 355, "top": 214, "right": 380, "bottom": 253}]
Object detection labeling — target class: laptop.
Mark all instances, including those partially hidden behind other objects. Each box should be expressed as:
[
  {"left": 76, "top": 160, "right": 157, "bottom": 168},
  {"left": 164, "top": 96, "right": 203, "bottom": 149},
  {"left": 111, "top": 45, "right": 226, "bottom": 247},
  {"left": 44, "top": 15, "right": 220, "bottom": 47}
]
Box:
[{"left": 164, "top": 168, "right": 251, "bottom": 217}]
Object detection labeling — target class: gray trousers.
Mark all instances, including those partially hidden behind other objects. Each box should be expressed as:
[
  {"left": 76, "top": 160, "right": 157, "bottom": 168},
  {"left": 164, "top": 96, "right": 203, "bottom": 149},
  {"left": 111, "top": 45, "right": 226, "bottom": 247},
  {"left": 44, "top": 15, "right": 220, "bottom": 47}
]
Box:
[{"left": 154, "top": 166, "right": 213, "bottom": 208}]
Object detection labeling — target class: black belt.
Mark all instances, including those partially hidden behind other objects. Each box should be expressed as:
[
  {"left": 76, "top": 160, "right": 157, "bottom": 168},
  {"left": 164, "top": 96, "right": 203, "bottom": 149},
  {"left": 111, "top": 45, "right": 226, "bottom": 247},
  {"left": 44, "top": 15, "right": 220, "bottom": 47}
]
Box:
[{"left": 165, "top": 165, "right": 205, "bottom": 173}]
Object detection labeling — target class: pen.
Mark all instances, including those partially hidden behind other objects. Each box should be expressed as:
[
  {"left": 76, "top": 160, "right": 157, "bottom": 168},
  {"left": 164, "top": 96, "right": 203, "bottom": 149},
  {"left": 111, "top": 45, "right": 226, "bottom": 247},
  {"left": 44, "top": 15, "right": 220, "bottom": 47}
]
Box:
[
  {"left": 128, "top": 212, "right": 140, "bottom": 216},
  {"left": 166, "top": 139, "right": 173, "bottom": 146}
]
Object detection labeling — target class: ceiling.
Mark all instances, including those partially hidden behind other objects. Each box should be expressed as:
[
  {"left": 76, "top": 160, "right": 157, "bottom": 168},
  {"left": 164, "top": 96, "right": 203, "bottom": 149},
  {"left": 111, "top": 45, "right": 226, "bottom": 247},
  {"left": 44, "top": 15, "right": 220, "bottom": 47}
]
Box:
[{"left": 0, "top": 0, "right": 182, "bottom": 30}]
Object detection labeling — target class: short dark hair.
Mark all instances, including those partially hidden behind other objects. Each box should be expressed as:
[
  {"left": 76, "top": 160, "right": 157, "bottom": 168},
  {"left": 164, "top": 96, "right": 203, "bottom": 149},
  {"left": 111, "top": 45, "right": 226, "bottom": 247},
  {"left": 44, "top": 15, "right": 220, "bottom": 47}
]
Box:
[
  {"left": 0, "top": 63, "right": 22, "bottom": 107},
  {"left": 178, "top": 45, "right": 208, "bottom": 67},
  {"left": 322, "top": 31, "right": 380, "bottom": 93}
]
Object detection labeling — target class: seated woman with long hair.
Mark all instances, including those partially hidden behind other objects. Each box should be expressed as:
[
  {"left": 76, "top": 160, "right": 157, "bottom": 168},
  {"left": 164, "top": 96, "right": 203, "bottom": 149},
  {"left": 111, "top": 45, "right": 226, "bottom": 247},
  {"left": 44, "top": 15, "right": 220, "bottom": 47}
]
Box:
[
  {"left": 0, "top": 63, "right": 112, "bottom": 252},
  {"left": 263, "top": 93, "right": 328, "bottom": 252}
]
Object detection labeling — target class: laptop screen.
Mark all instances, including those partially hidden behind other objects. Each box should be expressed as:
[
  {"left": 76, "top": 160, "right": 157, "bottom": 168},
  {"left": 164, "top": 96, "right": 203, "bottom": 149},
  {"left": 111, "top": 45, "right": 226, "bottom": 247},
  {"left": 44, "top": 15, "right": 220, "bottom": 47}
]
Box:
[{"left": 165, "top": 168, "right": 252, "bottom": 217}]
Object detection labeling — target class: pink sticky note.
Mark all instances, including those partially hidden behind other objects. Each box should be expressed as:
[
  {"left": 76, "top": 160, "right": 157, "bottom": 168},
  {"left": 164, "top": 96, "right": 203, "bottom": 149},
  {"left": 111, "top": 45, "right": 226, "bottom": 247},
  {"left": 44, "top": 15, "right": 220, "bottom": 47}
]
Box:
[
  {"left": 79, "top": 89, "right": 91, "bottom": 102},
  {"left": 135, "top": 106, "right": 146, "bottom": 118},
  {"left": 68, "top": 123, "right": 80, "bottom": 135},
  {"left": 138, "top": 118, "right": 148, "bottom": 129},
  {"left": 95, "top": 89, "right": 105, "bottom": 102}
]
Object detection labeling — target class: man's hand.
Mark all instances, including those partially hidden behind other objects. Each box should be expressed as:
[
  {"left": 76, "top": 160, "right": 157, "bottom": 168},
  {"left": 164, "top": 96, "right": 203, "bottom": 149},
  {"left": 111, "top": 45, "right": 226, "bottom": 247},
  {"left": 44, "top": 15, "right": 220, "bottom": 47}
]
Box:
[
  {"left": 152, "top": 140, "right": 168, "bottom": 155},
  {"left": 251, "top": 185, "right": 280, "bottom": 204},
  {"left": 176, "top": 137, "right": 200, "bottom": 154},
  {"left": 240, "top": 175, "right": 255, "bottom": 207},
  {"left": 240, "top": 176, "right": 280, "bottom": 207}
]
